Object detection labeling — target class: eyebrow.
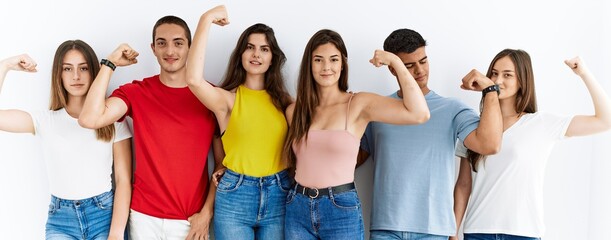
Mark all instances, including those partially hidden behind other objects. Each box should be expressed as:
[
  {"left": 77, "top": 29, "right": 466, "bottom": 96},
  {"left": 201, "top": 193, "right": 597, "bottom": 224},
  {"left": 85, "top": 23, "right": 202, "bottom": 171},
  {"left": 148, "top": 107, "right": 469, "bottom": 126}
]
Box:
[
  {"left": 62, "top": 62, "right": 88, "bottom": 66},
  {"left": 247, "top": 43, "right": 270, "bottom": 48},
  {"left": 313, "top": 54, "right": 339, "bottom": 58},
  {"left": 493, "top": 69, "right": 515, "bottom": 72},
  {"left": 405, "top": 56, "right": 428, "bottom": 65}
]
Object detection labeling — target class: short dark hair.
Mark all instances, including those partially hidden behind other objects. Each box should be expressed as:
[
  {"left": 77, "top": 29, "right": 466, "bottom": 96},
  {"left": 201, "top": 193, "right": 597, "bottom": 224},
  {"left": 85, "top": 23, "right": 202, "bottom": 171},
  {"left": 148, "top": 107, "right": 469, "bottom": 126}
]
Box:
[
  {"left": 152, "top": 15, "right": 192, "bottom": 47},
  {"left": 383, "top": 28, "right": 427, "bottom": 54}
]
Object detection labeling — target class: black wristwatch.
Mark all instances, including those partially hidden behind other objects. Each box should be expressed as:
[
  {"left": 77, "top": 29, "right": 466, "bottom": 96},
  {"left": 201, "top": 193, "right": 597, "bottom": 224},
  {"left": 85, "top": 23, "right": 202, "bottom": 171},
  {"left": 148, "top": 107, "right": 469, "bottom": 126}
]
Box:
[
  {"left": 482, "top": 84, "right": 500, "bottom": 97},
  {"left": 100, "top": 59, "right": 116, "bottom": 71}
]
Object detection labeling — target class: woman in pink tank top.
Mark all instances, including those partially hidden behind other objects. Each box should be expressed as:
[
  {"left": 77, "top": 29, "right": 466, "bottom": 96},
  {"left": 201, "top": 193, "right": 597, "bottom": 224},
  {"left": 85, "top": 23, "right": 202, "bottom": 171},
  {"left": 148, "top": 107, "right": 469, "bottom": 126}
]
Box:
[{"left": 283, "top": 29, "right": 431, "bottom": 240}]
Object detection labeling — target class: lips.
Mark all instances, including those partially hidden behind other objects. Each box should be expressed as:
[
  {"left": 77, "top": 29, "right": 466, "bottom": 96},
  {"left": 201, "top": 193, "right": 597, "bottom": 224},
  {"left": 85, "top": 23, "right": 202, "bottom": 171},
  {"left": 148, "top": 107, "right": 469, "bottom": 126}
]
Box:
[
  {"left": 249, "top": 60, "right": 262, "bottom": 65},
  {"left": 71, "top": 84, "right": 85, "bottom": 87},
  {"left": 164, "top": 58, "right": 178, "bottom": 64}
]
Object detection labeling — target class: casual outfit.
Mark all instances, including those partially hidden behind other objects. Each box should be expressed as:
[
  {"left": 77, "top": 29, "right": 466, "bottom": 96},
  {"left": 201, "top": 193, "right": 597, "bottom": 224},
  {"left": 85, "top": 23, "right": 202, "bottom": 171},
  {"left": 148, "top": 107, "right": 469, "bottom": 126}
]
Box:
[
  {"left": 286, "top": 93, "right": 364, "bottom": 240},
  {"left": 361, "top": 91, "right": 479, "bottom": 238},
  {"left": 28, "top": 108, "right": 132, "bottom": 239},
  {"left": 456, "top": 112, "right": 572, "bottom": 239},
  {"left": 110, "top": 75, "right": 217, "bottom": 239},
  {"left": 213, "top": 85, "right": 290, "bottom": 240}
]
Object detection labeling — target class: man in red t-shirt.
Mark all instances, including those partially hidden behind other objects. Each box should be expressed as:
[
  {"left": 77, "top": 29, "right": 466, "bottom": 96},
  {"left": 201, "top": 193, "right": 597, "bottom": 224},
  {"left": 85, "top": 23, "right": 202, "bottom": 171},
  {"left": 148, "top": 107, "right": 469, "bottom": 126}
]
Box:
[{"left": 79, "top": 15, "right": 223, "bottom": 240}]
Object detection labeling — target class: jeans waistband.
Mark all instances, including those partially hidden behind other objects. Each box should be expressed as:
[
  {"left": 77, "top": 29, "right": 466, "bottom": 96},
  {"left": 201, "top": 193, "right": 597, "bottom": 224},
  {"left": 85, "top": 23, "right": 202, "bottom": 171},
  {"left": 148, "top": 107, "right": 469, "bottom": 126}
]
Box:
[
  {"left": 225, "top": 168, "right": 289, "bottom": 186},
  {"left": 51, "top": 190, "right": 114, "bottom": 208},
  {"left": 295, "top": 182, "right": 356, "bottom": 198}
]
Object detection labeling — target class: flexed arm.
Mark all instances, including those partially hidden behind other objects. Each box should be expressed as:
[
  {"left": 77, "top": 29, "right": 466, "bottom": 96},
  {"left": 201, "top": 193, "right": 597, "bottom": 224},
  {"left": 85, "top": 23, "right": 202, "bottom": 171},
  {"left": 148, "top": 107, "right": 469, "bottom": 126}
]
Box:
[
  {"left": 0, "top": 54, "right": 37, "bottom": 133},
  {"left": 564, "top": 57, "right": 611, "bottom": 136},
  {"left": 78, "top": 44, "right": 138, "bottom": 129},
  {"left": 363, "top": 50, "right": 430, "bottom": 125},
  {"left": 186, "top": 5, "right": 233, "bottom": 118},
  {"left": 461, "top": 70, "right": 503, "bottom": 155}
]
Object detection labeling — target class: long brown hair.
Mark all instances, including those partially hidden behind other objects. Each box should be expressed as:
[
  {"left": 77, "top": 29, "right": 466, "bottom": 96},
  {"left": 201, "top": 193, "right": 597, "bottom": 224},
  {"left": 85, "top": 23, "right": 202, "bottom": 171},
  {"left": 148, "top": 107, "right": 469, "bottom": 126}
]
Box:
[
  {"left": 468, "top": 48, "right": 537, "bottom": 171},
  {"left": 219, "top": 23, "right": 291, "bottom": 112},
  {"left": 283, "top": 29, "right": 349, "bottom": 169},
  {"left": 50, "top": 40, "right": 115, "bottom": 142}
]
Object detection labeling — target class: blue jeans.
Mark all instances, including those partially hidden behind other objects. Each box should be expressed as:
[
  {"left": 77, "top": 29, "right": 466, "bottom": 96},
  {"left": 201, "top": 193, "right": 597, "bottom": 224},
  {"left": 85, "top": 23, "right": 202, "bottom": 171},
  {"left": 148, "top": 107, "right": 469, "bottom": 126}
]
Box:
[
  {"left": 464, "top": 233, "right": 540, "bottom": 240},
  {"left": 285, "top": 184, "right": 364, "bottom": 240},
  {"left": 213, "top": 169, "right": 291, "bottom": 240},
  {"left": 45, "top": 191, "right": 114, "bottom": 240},
  {"left": 370, "top": 230, "right": 448, "bottom": 240}
]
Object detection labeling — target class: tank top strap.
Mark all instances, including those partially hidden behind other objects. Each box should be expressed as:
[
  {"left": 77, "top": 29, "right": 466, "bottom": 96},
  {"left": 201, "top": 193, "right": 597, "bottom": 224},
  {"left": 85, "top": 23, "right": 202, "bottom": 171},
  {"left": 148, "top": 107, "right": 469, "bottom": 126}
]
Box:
[{"left": 345, "top": 92, "right": 356, "bottom": 130}]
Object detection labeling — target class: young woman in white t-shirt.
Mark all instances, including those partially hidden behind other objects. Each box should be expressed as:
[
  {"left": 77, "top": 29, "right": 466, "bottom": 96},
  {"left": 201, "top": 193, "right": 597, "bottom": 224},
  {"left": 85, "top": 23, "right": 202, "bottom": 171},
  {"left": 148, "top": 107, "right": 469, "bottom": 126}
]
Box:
[
  {"left": 453, "top": 49, "right": 611, "bottom": 240},
  {"left": 0, "top": 40, "right": 133, "bottom": 240}
]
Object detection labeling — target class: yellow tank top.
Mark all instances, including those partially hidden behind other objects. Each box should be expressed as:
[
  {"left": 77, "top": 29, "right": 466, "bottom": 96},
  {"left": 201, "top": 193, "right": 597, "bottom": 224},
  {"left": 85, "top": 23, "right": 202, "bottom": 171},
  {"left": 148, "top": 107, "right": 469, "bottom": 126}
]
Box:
[{"left": 222, "top": 85, "right": 288, "bottom": 177}]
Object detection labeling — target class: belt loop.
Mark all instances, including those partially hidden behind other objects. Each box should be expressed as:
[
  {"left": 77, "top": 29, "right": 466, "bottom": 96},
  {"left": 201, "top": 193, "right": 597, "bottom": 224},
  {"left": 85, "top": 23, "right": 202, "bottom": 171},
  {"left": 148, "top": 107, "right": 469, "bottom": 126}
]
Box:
[{"left": 54, "top": 196, "right": 60, "bottom": 210}]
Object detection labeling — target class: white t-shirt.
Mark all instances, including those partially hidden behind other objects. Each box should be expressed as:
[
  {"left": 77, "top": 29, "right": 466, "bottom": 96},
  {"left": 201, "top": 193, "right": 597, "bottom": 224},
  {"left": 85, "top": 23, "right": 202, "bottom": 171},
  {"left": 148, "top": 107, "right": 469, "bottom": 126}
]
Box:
[
  {"left": 459, "top": 112, "right": 572, "bottom": 237},
  {"left": 29, "top": 109, "right": 132, "bottom": 200}
]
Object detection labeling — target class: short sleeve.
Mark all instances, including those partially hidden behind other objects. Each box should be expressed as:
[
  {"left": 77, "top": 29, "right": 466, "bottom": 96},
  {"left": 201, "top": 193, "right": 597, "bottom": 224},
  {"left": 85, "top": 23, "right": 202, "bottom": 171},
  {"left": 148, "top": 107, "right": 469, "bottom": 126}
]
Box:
[
  {"left": 113, "top": 120, "right": 132, "bottom": 142},
  {"left": 25, "top": 110, "right": 46, "bottom": 136},
  {"left": 454, "top": 103, "right": 480, "bottom": 142},
  {"left": 454, "top": 139, "right": 468, "bottom": 158},
  {"left": 109, "top": 84, "right": 132, "bottom": 122}
]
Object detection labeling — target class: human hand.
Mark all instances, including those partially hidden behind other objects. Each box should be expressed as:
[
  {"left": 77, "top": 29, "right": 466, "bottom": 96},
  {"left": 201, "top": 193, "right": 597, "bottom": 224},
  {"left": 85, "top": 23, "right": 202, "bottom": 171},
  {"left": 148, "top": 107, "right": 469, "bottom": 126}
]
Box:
[
  {"left": 0, "top": 54, "right": 37, "bottom": 72},
  {"left": 461, "top": 69, "right": 495, "bottom": 91},
  {"left": 449, "top": 236, "right": 459, "bottom": 240},
  {"left": 204, "top": 5, "right": 229, "bottom": 26},
  {"left": 186, "top": 211, "right": 212, "bottom": 240},
  {"left": 564, "top": 56, "right": 590, "bottom": 77},
  {"left": 107, "top": 44, "right": 139, "bottom": 67},
  {"left": 369, "top": 50, "right": 396, "bottom": 67},
  {"left": 212, "top": 168, "right": 226, "bottom": 187}
]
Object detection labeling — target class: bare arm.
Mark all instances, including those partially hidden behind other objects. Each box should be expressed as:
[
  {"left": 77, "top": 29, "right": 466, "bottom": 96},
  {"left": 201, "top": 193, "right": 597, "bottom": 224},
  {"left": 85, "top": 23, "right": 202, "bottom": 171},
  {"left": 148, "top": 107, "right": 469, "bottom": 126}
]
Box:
[
  {"left": 0, "top": 54, "right": 37, "bottom": 134},
  {"left": 186, "top": 5, "right": 234, "bottom": 119},
  {"left": 564, "top": 57, "right": 611, "bottom": 137},
  {"left": 186, "top": 135, "right": 225, "bottom": 240},
  {"left": 462, "top": 69, "right": 503, "bottom": 155},
  {"left": 78, "top": 44, "right": 138, "bottom": 129},
  {"left": 107, "top": 138, "right": 132, "bottom": 240},
  {"left": 362, "top": 50, "right": 430, "bottom": 125},
  {"left": 452, "top": 157, "right": 472, "bottom": 239}
]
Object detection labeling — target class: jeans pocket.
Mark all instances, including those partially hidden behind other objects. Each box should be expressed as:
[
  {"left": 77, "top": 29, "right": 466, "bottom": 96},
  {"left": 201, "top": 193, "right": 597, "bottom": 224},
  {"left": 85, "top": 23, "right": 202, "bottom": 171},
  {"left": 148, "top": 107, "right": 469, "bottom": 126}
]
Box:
[
  {"left": 331, "top": 190, "right": 360, "bottom": 209},
  {"left": 216, "top": 173, "right": 241, "bottom": 193},
  {"left": 96, "top": 192, "right": 114, "bottom": 210},
  {"left": 286, "top": 189, "right": 296, "bottom": 205}
]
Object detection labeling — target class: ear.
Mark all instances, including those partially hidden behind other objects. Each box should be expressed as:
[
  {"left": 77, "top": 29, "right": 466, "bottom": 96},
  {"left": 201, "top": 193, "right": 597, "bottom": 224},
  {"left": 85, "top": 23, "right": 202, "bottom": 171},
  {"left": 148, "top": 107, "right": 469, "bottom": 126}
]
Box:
[
  {"left": 150, "top": 43, "right": 156, "bottom": 54},
  {"left": 388, "top": 65, "right": 397, "bottom": 77}
]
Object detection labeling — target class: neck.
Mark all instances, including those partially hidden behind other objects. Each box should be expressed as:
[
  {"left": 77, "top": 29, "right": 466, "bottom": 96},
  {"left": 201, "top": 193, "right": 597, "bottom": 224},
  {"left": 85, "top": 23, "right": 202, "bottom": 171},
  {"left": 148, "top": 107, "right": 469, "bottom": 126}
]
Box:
[
  {"left": 65, "top": 96, "right": 85, "bottom": 118},
  {"left": 244, "top": 74, "right": 265, "bottom": 90},
  {"left": 317, "top": 86, "right": 344, "bottom": 106},
  {"left": 500, "top": 97, "right": 520, "bottom": 118},
  {"left": 159, "top": 69, "right": 187, "bottom": 88}
]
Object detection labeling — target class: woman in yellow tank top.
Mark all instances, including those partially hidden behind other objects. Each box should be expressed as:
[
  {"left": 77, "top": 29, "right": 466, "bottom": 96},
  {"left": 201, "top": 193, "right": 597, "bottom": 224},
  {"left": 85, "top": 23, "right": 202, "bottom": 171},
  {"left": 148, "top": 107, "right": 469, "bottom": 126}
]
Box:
[{"left": 185, "top": 5, "right": 292, "bottom": 240}]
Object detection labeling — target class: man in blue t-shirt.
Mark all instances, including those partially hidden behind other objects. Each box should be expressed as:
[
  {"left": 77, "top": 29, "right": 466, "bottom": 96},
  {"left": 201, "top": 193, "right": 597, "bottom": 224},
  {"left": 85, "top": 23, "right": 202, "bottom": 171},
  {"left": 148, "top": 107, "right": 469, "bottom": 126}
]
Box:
[{"left": 360, "top": 29, "right": 503, "bottom": 239}]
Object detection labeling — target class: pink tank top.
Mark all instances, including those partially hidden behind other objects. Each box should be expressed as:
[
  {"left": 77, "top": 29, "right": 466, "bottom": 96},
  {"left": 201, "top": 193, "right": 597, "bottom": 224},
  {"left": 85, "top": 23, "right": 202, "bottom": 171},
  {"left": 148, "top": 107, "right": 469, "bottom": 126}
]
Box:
[{"left": 292, "top": 93, "right": 359, "bottom": 188}]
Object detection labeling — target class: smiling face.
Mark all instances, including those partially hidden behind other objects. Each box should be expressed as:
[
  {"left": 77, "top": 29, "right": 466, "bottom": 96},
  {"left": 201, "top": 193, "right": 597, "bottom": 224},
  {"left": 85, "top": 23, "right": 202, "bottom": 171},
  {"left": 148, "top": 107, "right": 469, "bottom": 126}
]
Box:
[
  {"left": 61, "top": 49, "right": 91, "bottom": 99},
  {"left": 311, "top": 42, "right": 343, "bottom": 88},
  {"left": 490, "top": 56, "right": 519, "bottom": 100},
  {"left": 241, "top": 33, "right": 272, "bottom": 78},
  {"left": 151, "top": 23, "right": 189, "bottom": 74}
]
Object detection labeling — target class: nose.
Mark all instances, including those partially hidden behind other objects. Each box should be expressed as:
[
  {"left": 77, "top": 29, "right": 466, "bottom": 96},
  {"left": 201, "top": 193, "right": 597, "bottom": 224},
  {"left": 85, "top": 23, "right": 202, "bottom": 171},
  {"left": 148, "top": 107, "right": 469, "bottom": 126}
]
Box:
[
  {"left": 73, "top": 69, "right": 81, "bottom": 81},
  {"left": 252, "top": 48, "right": 261, "bottom": 59},
  {"left": 492, "top": 75, "right": 501, "bottom": 85},
  {"left": 413, "top": 63, "right": 422, "bottom": 75}
]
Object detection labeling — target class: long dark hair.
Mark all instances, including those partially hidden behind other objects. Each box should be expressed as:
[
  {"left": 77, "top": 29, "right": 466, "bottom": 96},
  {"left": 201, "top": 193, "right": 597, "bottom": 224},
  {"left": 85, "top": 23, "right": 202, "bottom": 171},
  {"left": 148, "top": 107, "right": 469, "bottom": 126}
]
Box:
[
  {"left": 468, "top": 49, "right": 537, "bottom": 171},
  {"left": 283, "top": 29, "right": 349, "bottom": 170},
  {"left": 50, "top": 40, "right": 115, "bottom": 142},
  {"left": 219, "top": 23, "right": 291, "bottom": 112}
]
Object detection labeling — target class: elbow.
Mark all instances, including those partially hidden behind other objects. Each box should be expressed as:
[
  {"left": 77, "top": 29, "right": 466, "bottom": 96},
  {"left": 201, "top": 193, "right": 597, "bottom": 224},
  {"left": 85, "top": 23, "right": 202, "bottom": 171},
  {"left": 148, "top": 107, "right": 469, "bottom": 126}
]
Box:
[
  {"left": 415, "top": 111, "right": 431, "bottom": 124},
  {"left": 78, "top": 117, "right": 97, "bottom": 129},
  {"left": 480, "top": 141, "right": 501, "bottom": 155}
]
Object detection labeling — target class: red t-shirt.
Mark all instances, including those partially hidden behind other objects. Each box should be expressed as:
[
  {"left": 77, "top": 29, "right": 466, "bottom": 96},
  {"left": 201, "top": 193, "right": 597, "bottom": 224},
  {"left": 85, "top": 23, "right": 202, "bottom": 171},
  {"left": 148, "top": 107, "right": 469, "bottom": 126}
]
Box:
[{"left": 110, "top": 75, "right": 216, "bottom": 220}]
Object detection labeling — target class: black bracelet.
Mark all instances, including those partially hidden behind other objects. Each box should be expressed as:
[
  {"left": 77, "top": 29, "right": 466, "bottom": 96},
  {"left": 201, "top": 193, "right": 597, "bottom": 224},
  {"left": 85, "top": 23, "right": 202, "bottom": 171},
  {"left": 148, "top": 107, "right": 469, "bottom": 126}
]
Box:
[
  {"left": 482, "top": 84, "right": 500, "bottom": 97},
  {"left": 100, "top": 59, "right": 116, "bottom": 71}
]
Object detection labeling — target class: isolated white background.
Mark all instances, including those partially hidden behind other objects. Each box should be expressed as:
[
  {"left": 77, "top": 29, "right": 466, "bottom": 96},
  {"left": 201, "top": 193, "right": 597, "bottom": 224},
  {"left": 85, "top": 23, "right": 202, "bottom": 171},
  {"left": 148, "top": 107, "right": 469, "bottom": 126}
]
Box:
[{"left": 0, "top": 1, "right": 609, "bottom": 239}]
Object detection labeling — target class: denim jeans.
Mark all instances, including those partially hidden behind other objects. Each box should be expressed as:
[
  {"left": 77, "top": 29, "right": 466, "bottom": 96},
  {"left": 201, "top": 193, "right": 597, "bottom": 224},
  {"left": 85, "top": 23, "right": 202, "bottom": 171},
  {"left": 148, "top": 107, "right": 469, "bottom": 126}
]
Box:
[
  {"left": 285, "top": 184, "right": 364, "bottom": 240},
  {"left": 464, "top": 233, "right": 541, "bottom": 240},
  {"left": 370, "top": 230, "right": 448, "bottom": 240},
  {"left": 45, "top": 190, "right": 114, "bottom": 240},
  {"left": 213, "top": 169, "right": 291, "bottom": 240}
]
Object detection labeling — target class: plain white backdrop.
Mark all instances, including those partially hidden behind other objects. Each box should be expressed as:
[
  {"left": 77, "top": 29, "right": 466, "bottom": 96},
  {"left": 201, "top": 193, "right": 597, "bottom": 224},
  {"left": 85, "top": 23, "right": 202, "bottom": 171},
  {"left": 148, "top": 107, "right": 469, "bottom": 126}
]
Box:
[{"left": 0, "top": 1, "right": 609, "bottom": 239}]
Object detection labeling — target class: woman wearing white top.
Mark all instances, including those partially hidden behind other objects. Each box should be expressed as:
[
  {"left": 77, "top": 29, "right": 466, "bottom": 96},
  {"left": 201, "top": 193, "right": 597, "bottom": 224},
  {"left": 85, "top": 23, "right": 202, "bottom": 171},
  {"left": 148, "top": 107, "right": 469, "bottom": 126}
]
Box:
[
  {"left": 0, "top": 40, "right": 133, "bottom": 240},
  {"left": 454, "top": 49, "right": 611, "bottom": 240}
]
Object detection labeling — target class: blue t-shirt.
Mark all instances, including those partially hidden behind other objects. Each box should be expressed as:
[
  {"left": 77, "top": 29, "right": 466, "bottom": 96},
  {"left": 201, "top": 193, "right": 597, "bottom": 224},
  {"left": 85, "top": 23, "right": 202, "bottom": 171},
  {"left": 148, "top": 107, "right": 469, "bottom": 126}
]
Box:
[{"left": 361, "top": 90, "right": 479, "bottom": 236}]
